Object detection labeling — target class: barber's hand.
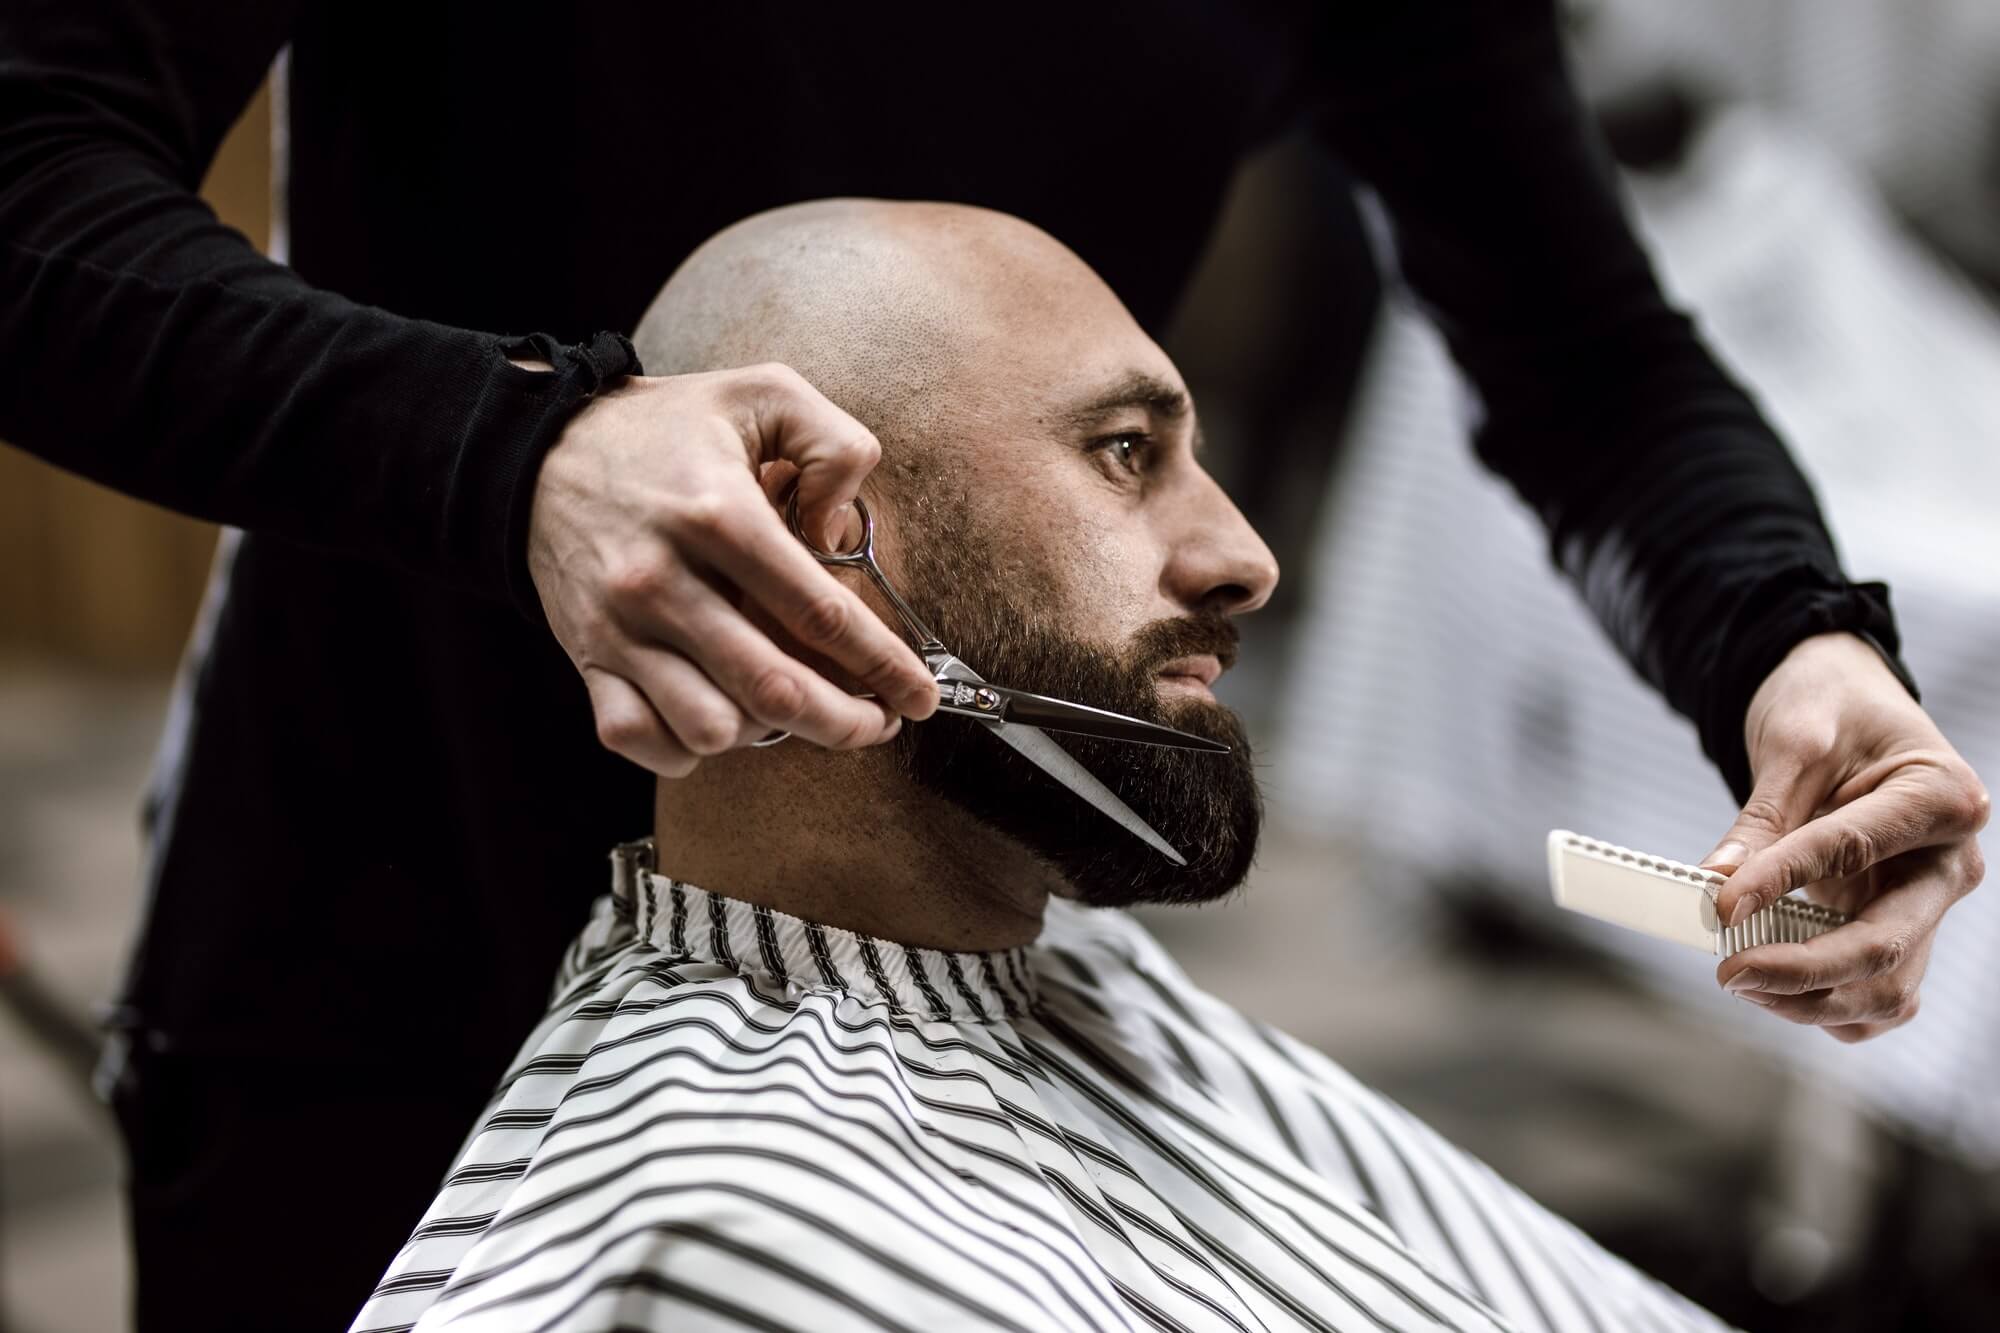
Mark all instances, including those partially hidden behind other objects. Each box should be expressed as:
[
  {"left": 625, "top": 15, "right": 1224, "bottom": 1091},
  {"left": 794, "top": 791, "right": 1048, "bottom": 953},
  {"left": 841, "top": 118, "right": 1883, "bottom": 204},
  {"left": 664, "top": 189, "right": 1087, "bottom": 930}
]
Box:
[
  {"left": 1702, "top": 632, "right": 1988, "bottom": 1041},
  {"left": 526, "top": 362, "right": 938, "bottom": 777}
]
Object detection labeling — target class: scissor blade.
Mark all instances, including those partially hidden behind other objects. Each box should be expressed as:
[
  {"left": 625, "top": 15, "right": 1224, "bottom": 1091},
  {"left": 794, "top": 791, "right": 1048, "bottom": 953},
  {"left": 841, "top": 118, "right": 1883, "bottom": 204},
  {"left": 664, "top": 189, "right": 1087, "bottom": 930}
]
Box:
[
  {"left": 930, "top": 652, "right": 1189, "bottom": 864},
  {"left": 987, "top": 721, "right": 1187, "bottom": 866},
  {"left": 988, "top": 686, "right": 1229, "bottom": 752}
]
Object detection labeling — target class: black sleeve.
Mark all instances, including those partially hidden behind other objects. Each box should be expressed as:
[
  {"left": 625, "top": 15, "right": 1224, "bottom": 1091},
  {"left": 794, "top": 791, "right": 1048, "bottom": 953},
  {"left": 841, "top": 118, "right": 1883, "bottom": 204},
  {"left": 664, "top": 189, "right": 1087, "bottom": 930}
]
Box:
[
  {"left": 0, "top": 0, "right": 640, "bottom": 617},
  {"left": 1310, "top": 0, "right": 1917, "bottom": 804}
]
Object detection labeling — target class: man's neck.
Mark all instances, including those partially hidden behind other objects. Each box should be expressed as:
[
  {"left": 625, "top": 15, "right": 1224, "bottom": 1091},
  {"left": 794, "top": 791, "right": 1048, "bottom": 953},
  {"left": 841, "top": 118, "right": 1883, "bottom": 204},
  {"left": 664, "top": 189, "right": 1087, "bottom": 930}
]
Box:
[{"left": 650, "top": 745, "right": 1062, "bottom": 951}]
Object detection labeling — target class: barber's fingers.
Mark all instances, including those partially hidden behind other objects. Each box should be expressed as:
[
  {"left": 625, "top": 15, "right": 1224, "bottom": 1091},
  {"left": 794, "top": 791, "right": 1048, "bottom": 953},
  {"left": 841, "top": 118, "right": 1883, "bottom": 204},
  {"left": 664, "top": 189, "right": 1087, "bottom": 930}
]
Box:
[
  {"left": 582, "top": 667, "right": 700, "bottom": 778},
  {"left": 738, "top": 364, "right": 880, "bottom": 550},
  {"left": 691, "top": 490, "right": 938, "bottom": 722},
  {"left": 757, "top": 459, "right": 802, "bottom": 508},
  {"left": 635, "top": 649, "right": 787, "bottom": 758},
  {"left": 1716, "top": 846, "right": 1954, "bottom": 996},
  {"left": 1730, "top": 936, "right": 1934, "bottom": 1035},
  {"left": 1699, "top": 756, "right": 1822, "bottom": 876},
  {"left": 1737, "top": 979, "right": 1924, "bottom": 1033},
  {"left": 643, "top": 577, "right": 903, "bottom": 750},
  {"left": 528, "top": 363, "right": 936, "bottom": 754},
  {"left": 1716, "top": 842, "right": 1980, "bottom": 1039},
  {"left": 1712, "top": 768, "right": 1984, "bottom": 927}
]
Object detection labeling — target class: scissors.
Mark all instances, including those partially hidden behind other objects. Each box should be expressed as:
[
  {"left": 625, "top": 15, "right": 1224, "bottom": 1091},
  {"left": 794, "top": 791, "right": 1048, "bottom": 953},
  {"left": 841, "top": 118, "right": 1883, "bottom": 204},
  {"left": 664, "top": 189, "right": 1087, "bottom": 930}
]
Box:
[{"left": 766, "top": 490, "right": 1228, "bottom": 864}]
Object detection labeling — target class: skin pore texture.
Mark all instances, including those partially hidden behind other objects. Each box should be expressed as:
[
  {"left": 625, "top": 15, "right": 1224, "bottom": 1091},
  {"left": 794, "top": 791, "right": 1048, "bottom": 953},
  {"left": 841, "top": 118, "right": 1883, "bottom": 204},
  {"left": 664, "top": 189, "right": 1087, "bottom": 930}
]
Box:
[{"left": 635, "top": 200, "right": 1279, "bottom": 951}]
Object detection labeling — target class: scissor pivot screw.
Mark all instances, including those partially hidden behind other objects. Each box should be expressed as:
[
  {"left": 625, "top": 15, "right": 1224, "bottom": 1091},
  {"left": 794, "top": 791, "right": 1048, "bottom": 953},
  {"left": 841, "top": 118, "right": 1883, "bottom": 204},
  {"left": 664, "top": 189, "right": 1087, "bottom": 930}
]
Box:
[{"left": 973, "top": 687, "right": 1002, "bottom": 712}]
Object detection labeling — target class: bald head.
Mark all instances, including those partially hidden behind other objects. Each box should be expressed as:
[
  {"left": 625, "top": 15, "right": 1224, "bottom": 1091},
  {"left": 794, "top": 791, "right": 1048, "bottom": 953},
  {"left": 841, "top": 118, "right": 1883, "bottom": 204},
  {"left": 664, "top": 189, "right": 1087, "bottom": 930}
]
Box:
[{"left": 633, "top": 199, "right": 1122, "bottom": 467}]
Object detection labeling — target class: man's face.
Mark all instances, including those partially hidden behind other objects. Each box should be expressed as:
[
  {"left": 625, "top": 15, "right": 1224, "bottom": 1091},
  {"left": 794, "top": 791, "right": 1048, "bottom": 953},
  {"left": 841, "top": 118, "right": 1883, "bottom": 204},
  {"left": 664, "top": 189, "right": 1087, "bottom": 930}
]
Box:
[{"left": 871, "top": 262, "right": 1280, "bottom": 907}]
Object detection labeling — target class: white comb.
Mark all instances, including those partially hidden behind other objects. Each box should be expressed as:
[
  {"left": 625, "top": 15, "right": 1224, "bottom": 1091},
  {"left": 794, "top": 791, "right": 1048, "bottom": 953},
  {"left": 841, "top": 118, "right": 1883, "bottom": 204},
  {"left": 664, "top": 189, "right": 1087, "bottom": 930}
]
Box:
[{"left": 1547, "top": 830, "right": 1850, "bottom": 956}]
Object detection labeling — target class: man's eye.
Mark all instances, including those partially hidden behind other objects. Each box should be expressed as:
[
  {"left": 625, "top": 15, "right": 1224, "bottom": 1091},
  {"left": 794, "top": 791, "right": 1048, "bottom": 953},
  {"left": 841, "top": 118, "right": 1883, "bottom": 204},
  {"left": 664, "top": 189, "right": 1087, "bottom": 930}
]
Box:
[{"left": 1091, "top": 432, "right": 1150, "bottom": 474}]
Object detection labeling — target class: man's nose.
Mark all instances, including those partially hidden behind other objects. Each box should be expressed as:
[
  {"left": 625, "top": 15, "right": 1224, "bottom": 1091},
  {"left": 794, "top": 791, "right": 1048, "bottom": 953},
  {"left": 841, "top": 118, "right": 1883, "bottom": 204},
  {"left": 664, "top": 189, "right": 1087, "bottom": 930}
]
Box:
[{"left": 1161, "top": 472, "right": 1280, "bottom": 615}]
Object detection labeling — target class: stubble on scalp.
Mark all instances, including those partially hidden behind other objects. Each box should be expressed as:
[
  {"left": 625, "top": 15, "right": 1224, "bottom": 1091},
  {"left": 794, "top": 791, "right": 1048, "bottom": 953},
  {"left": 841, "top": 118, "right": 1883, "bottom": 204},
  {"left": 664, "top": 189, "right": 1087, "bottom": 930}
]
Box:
[{"left": 631, "top": 200, "right": 1044, "bottom": 464}]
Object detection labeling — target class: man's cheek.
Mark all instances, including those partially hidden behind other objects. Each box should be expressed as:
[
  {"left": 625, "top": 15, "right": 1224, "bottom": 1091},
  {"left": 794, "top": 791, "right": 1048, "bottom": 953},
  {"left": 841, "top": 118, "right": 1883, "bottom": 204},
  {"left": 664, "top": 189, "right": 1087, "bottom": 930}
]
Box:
[
  {"left": 1042, "top": 533, "right": 1156, "bottom": 642},
  {"left": 1071, "top": 523, "right": 1142, "bottom": 589}
]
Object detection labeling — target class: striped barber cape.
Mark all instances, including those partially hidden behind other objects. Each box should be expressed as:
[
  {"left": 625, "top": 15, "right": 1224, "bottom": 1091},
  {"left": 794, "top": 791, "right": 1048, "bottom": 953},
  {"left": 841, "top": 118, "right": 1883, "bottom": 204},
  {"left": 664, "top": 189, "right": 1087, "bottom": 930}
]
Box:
[{"left": 353, "top": 842, "right": 1732, "bottom": 1333}]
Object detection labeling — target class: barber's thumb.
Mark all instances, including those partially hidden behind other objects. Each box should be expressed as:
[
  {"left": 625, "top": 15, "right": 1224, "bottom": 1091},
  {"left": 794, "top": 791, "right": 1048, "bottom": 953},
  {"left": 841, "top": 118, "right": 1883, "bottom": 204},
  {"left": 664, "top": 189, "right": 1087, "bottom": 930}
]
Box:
[
  {"left": 819, "top": 501, "right": 854, "bottom": 551},
  {"left": 1699, "top": 833, "right": 1756, "bottom": 877},
  {"left": 1701, "top": 781, "right": 1796, "bottom": 920}
]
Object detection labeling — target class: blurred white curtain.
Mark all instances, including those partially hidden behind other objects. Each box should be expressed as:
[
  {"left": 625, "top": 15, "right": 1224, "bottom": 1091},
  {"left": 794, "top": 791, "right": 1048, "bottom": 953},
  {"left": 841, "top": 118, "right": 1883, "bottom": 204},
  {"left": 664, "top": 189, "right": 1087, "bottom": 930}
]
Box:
[{"left": 1574, "top": 0, "right": 2000, "bottom": 275}]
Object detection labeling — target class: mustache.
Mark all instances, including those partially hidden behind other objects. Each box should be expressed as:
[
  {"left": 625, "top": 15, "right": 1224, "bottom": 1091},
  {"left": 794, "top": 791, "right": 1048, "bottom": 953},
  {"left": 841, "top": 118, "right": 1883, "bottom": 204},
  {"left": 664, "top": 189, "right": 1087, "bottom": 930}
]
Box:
[{"left": 1130, "top": 611, "right": 1239, "bottom": 675}]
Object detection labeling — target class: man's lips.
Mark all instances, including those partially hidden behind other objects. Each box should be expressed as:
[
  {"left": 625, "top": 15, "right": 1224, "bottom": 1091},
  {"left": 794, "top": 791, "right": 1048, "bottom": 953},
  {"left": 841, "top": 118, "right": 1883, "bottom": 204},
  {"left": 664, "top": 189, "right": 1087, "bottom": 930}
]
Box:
[{"left": 1155, "top": 655, "right": 1223, "bottom": 688}]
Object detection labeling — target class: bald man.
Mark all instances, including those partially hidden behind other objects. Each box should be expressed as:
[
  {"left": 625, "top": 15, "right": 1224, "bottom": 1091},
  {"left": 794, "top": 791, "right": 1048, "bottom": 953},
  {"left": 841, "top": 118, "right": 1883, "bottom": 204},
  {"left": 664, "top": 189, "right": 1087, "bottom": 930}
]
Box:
[{"left": 351, "top": 202, "right": 1729, "bottom": 1333}]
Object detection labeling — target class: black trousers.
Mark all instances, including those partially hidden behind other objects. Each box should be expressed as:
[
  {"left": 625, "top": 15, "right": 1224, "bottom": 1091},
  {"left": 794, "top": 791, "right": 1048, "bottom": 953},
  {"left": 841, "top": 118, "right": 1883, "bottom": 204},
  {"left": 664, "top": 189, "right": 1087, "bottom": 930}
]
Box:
[{"left": 112, "top": 1049, "right": 488, "bottom": 1332}]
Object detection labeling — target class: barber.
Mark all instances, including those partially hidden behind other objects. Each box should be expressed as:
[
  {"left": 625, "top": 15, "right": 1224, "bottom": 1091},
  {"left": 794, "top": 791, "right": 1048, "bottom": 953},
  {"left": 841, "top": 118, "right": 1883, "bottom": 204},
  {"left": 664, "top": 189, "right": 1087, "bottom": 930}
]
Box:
[{"left": 0, "top": 1, "right": 1984, "bottom": 1326}]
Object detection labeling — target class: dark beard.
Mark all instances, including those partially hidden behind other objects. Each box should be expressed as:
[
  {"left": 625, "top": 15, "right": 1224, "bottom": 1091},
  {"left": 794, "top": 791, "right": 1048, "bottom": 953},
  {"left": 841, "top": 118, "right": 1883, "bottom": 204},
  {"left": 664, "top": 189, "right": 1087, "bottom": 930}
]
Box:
[{"left": 888, "top": 541, "right": 1261, "bottom": 907}]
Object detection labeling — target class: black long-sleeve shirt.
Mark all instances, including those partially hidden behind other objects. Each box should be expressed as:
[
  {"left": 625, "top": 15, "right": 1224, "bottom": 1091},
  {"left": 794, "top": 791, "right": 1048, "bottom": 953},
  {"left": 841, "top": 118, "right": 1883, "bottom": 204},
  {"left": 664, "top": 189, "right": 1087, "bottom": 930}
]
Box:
[{"left": 0, "top": 0, "right": 1913, "bottom": 1075}]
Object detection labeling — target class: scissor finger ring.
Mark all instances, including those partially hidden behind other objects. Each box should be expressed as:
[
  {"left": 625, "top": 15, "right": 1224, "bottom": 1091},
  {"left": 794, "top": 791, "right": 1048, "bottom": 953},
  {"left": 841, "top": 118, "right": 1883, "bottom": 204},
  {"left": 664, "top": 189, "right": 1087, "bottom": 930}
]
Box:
[{"left": 785, "top": 490, "right": 876, "bottom": 566}]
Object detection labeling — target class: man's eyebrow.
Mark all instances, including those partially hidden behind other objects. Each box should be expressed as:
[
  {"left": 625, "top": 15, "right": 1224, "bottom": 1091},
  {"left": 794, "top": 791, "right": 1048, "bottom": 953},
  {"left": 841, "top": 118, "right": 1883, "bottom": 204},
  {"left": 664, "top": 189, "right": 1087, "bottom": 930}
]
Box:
[{"left": 1056, "top": 372, "right": 1192, "bottom": 432}]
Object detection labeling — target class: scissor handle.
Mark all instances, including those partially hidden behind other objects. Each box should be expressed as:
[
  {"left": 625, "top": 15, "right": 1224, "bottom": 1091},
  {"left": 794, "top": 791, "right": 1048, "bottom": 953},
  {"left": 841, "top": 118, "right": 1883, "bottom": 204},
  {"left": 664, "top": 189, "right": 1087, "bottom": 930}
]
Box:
[
  {"left": 781, "top": 488, "right": 947, "bottom": 659},
  {"left": 785, "top": 489, "right": 878, "bottom": 568}
]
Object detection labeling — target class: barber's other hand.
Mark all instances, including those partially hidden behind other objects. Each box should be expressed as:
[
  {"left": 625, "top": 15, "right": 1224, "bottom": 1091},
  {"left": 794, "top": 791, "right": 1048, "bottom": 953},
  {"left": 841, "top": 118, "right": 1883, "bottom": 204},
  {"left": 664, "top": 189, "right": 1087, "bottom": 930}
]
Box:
[
  {"left": 1702, "top": 632, "right": 1988, "bottom": 1041},
  {"left": 526, "top": 362, "right": 938, "bottom": 777}
]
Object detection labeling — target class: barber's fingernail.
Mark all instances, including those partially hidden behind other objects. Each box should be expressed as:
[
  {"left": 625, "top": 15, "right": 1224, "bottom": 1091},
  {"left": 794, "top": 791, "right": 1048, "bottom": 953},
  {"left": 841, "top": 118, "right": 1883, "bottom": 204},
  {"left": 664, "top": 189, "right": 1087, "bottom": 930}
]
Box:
[
  {"left": 1724, "top": 968, "right": 1767, "bottom": 993},
  {"left": 1701, "top": 842, "right": 1749, "bottom": 872},
  {"left": 1727, "top": 897, "right": 1758, "bottom": 928},
  {"left": 1734, "top": 990, "right": 1776, "bottom": 1006}
]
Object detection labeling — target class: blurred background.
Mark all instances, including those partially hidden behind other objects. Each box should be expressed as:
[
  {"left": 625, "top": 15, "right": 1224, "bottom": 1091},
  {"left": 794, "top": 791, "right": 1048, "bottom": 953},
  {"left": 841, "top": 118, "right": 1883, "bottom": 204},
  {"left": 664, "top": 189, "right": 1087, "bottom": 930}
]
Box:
[{"left": 4, "top": 3, "right": 1999, "bottom": 1329}]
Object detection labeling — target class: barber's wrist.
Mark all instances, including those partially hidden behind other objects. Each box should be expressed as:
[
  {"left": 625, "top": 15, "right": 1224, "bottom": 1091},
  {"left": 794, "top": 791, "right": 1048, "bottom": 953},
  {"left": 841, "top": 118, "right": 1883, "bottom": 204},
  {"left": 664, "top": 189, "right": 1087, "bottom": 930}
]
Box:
[
  {"left": 1745, "top": 630, "right": 1898, "bottom": 727},
  {"left": 1841, "top": 626, "right": 1919, "bottom": 702},
  {"left": 495, "top": 330, "right": 645, "bottom": 621},
  {"left": 1699, "top": 575, "right": 1917, "bottom": 804},
  {"left": 1736, "top": 596, "right": 1920, "bottom": 721}
]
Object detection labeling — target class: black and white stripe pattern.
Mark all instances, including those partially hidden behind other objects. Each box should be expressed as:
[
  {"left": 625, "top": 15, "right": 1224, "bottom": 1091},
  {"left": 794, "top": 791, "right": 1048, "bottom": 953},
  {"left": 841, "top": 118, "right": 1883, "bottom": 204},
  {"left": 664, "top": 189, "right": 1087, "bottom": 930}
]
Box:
[{"left": 352, "top": 844, "right": 1732, "bottom": 1332}]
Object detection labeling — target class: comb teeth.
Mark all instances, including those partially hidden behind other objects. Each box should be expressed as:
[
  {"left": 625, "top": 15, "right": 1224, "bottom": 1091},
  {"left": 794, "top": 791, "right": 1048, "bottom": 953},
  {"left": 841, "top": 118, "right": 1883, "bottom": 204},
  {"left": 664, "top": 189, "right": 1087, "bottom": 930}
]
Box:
[
  {"left": 1717, "top": 894, "right": 1849, "bottom": 953},
  {"left": 1548, "top": 830, "right": 1850, "bottom": 957}
]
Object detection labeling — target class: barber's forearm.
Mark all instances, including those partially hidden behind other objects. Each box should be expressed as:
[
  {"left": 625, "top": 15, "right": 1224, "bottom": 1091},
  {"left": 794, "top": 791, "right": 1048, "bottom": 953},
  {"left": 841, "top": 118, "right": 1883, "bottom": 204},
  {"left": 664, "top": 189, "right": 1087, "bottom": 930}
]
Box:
[
  {"left": 1478, "top": 353, "right": 1916, "bottom": 806},
  {"left": 0, "top": 0, "right": 632, "bottom": 609},
  {"left": 1620, "top": 494, "right": 1917, "bottom": 806},
  {"left": 1, "top": 226, "right": 633, "bottom": 608},
  {"left": 1312, "top": 0, "right": 1916, "bottom": 800}
]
